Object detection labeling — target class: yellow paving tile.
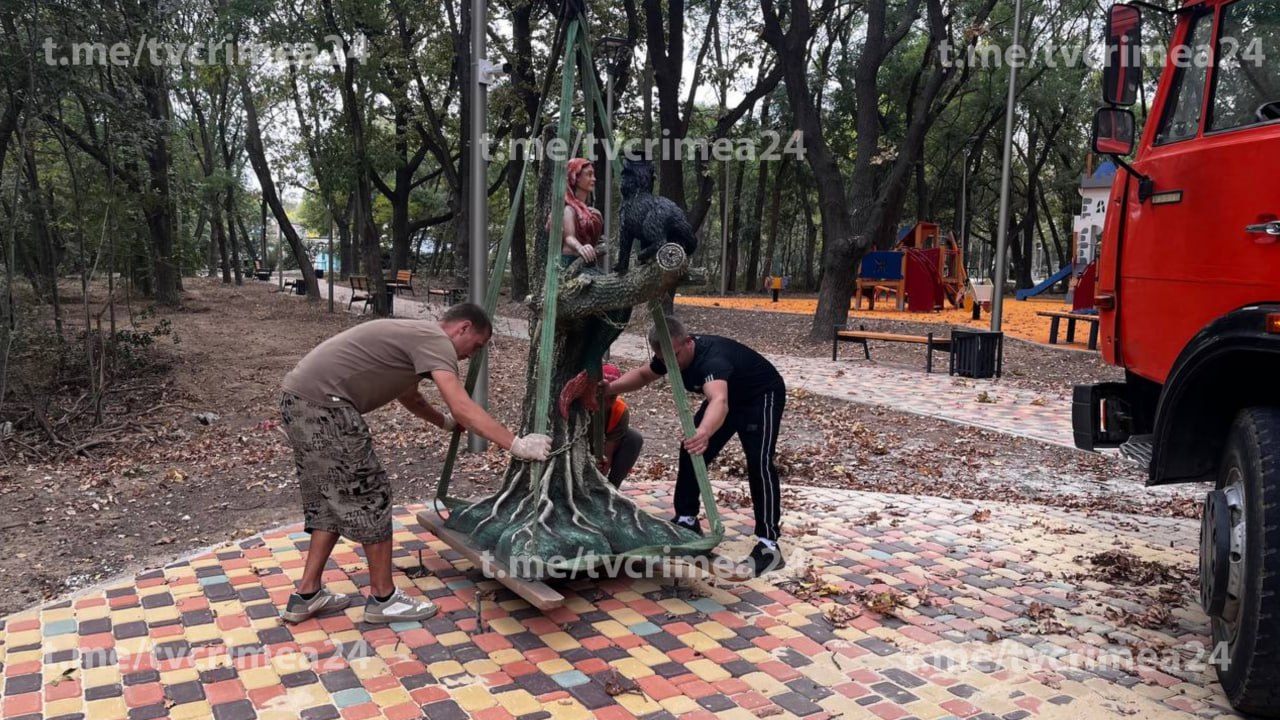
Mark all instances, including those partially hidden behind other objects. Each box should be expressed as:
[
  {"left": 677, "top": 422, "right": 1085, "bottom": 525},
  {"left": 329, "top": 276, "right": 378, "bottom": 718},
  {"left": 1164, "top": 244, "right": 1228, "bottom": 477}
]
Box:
[
  {"left": 685, "top": 659, "right": 731, "bottom": 682},
  {"left": 659, "top": 695, "right": 701, "bottom": 714},
  {"left": 427, "top": 660, "right": 465, "bottom": 678},
  {"left": 463, "top": 659, "right": 500, "bottom": 676},
  {"left": 184, "top": 624, "right": 223, "bottom": 644},
  {"left": 350, "top": 656, "right": 389, "bottom": 679},
  {"left": 85, "top": 697, "right": 128, "bottom": 720},
  {"left": 144, "top": 606, "right": 181, "bottom": 624},
  {"left": 372, "top": 688, "right": 414, "bottom": 708},
  {"left": 628, "top": 645, "right": 668, "bottom": 667},
  {"left": 608, "top": 608, "right": 646, "bottom": 625},
  {"left": 609, "top": 657, "right": 655, "bottom": 679},
  {"left": 271, "top": 650, "right": 312, "bottom": 675},
  {"left": 161, "top": 667, "right": 200, "bottom": 686},
  {"left": 496, "top": 689, "right": 542, "bottom": 715},
  {"left": 615, "top": 691, "right": 664, "bottom": 716},
  {"left": 657, "top": 598, "right": 696, "bottom": 615},
  {"left": 454, "top": 683, "right": 499, "bottom": 711},
  {"left": 545, "top": 697, "right": 592, "bottom": 720},
  {"left": 593, "top": 620, "right": 631, "bottom": 638},
  {"left": 239, "top": 667, "right": 280, "bottom": 690},
  {"left": 436, "top": 631, "right": 471, "bottom": 646},
  {"left": 83, "top": 666, "right": 122, "bottom": 688},
  {"left": 487, "top": 617, "right": 524, "bottom": 635},
  {"left": 489, "top": 648, "right": 524, "bottom": 665},
  {"left": 694, "top": 620, "right": 736, "bottom": 640},
  {"left": 676, "top": 631, "right": 719, "bottom": 652},
  {"left": 542, "top": 632, "right": 581, "bottom": 652},
  {"left": 536, "top": 658, "right": 574, "bottom": 675}
]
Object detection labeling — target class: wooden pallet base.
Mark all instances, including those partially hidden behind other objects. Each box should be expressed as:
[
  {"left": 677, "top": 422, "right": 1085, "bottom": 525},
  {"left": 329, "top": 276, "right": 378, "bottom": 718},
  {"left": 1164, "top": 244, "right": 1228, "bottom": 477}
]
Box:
[
  {"left": 417, "top": 511, "right": 565, "bottom": 610},
  {"left": 416, "top": 511, "right": 742, "bottom": 610}
]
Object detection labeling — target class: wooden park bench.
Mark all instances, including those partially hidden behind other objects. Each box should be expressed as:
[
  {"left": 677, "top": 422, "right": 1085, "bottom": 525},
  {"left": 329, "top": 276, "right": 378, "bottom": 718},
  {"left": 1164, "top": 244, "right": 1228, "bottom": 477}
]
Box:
[
  {"left": 385, "top": 269, "right": 415, "bottom": 295},
  {"left": 348, "top": 275, "right": 373, "bottom": 313},
  {"left": 426, "top": 283, "right": 466, "bottom": 305},
  {"left": 832, "top": 324, "right": 952, "bottom": 373},
  {"left": 1037, "top": 310, "right": 1100, "bottom": 350}
]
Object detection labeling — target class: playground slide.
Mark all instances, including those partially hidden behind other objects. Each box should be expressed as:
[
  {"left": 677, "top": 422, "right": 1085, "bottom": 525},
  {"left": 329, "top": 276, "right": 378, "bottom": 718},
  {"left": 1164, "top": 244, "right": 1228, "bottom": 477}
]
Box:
[{"left": 1015, "top": 264, "right": 1072, "bottom": 301}]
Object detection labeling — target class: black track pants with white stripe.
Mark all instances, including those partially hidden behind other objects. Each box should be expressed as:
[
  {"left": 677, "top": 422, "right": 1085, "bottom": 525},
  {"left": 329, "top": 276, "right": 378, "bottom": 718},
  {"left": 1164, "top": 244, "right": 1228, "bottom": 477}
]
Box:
[{"left": 674, "top": 389, "right": 785, "bottom": 541}]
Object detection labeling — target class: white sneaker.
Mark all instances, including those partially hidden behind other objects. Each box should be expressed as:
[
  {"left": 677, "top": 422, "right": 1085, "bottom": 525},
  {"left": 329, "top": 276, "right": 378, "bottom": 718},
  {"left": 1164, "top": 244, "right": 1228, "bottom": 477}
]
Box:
[
  {"left": 280, "top": 588, "right": 352, "bottom": 623},
  {"left": 363, "top": 589, "right": 439, "bottom": 623}
]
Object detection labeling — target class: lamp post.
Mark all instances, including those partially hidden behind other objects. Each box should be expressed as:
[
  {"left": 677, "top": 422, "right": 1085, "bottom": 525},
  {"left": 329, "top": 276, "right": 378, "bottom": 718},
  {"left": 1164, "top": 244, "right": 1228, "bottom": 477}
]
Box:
[
  {"left": 468, "top": 0, "right": 490, "bottom": 452},
  {"left": 990, "top": 0, "right": 1024, "bottom": 332},
  {"left": 959, "top": 137, "right": 976, "bottom": 276},
  {"left": 595, "top": 36, "right": 630, "bottom": 271}
]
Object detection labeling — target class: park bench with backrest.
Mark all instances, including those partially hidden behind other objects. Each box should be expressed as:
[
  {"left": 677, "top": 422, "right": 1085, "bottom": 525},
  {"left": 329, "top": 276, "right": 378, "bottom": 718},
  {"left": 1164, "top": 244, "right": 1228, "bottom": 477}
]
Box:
[
  {"left": 1036, "top": 310, "right": 1100, "bottom": 350},
  {"left": 832, "top": 324, "right": 952, "bottom": 373},
  {"left": 385, "top": 270, "right": 415, "bottom": 295}
]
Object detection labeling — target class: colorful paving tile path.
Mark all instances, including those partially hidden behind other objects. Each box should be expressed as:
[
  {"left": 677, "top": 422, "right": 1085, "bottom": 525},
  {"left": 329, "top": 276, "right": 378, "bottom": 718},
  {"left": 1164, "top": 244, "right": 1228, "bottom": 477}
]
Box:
[{"left": 0, "top": 482, "right": 1238, "bottom": 719}]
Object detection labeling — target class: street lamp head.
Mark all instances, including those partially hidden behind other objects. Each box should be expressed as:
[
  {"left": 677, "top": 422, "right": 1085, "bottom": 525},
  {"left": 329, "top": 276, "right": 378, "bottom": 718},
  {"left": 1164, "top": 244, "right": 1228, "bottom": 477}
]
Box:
[{"left": 596, "top": 35, "right": 632, "bottom": 70}]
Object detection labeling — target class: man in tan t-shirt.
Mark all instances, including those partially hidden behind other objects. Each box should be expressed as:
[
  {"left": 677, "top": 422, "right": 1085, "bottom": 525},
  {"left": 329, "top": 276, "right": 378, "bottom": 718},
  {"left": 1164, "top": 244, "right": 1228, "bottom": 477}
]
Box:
[{"left": 277, "top": 303, "right": 550, "bottom": 624}]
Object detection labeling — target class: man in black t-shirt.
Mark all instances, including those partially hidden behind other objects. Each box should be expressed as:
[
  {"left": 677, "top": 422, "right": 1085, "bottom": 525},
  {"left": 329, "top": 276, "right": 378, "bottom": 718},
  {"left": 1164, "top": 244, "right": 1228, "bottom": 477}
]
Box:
[{"left": 604, "top": 316, "right": 786, "bottom": 577}]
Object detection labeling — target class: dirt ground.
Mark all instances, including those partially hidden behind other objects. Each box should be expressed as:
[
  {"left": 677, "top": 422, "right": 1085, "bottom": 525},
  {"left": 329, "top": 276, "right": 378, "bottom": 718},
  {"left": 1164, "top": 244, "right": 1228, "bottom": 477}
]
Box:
[{"left": 0, "top": 278, "right": 1191, "bottom": 617}]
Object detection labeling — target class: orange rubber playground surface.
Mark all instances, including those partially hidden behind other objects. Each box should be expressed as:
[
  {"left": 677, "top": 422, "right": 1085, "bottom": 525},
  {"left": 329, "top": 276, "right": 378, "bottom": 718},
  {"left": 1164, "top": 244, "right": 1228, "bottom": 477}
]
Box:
[{"left": 674, "top": 294, "right": 1093, "bottom": 349}]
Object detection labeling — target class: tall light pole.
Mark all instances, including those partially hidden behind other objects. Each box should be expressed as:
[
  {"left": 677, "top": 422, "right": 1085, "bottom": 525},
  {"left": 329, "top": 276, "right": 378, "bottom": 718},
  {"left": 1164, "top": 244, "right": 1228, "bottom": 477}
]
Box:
[
  {"left": 959, "top": 137, "right": 975, "bottom": 276},
  {"left": 468, "top": 0, "right": 490, "bottom": 452},
  {"left": 596, "top": 36, "right": 629, "bottom": 271},
  {"left": 990, "top": 0, "right": 1024, "bottom": 332},
  {"left": 328, "top": 214, "right": 334, "bottom": 313}
]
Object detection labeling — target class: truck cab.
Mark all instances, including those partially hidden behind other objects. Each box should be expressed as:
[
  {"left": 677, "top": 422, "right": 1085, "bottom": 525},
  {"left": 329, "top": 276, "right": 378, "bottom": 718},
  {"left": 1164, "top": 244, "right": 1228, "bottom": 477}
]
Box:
[{"left": 1073, "top": 1, "right": 1280, "bottom": 713}]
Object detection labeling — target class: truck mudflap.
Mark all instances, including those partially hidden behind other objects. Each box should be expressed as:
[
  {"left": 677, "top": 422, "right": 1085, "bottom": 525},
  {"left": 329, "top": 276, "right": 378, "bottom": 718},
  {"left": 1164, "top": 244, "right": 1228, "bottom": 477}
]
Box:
[{"left": 1072, "top": 382, "right": 1137, "bottom": 451}]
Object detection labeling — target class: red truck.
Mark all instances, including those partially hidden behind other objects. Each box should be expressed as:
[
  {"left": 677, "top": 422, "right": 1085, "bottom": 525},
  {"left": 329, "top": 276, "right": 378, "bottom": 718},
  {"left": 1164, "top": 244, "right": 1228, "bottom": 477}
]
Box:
[{"left": 1075, "top": 1, "right": 1280, "bottom": 713}]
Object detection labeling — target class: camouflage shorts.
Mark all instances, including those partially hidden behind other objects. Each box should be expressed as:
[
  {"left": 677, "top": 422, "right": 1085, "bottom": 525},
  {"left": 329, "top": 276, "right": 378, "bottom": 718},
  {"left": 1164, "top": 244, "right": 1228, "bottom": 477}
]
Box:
[{"left": 279, "top": 391, "right": 392, "bottom": 544}]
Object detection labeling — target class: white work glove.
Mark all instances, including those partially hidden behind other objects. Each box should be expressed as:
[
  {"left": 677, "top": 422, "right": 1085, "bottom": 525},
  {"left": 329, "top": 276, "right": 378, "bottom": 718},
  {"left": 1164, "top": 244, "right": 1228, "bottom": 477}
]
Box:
[
  {"left": 439, "top": 412, "right": 457, "bottom": 432},
  {"left": 510, "top": 434, "right": 552, "bottom": 461}
]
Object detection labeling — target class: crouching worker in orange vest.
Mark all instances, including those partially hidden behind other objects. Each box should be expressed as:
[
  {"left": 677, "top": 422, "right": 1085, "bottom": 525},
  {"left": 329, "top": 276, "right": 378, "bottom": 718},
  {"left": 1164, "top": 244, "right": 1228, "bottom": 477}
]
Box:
[{"left": 599, "top": 364, "right": 644, "bottom": 486}]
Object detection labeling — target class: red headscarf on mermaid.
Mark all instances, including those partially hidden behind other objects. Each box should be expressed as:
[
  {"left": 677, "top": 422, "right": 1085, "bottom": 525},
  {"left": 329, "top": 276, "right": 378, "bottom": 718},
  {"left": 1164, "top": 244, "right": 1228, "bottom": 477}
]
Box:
[{"left": 566, "top": 158, "right": 604, "bottom": 246}]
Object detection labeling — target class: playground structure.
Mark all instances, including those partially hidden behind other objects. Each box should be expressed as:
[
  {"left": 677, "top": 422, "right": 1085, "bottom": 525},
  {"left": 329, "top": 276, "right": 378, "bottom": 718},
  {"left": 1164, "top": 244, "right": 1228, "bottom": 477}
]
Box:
[
  {"left": 854, "top": 221, "right": 969, "bottom": 312},
  {"left": 1016, "top": 159, "right": 1113, "bottom": 310}
]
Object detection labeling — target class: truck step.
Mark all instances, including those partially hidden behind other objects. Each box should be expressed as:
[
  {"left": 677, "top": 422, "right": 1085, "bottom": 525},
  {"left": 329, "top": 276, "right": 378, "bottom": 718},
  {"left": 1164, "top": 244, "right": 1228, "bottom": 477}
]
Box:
[{"left": 1120, "top": 435, "right": 1155, "bottom": 467}]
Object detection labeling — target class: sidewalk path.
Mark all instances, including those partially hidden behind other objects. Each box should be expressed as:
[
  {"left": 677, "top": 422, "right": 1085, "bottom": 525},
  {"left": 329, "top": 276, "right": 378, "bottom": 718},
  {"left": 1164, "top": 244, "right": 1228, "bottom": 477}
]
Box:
[{"left": 314, "top": 279, "right": 1073, "bottom": 448}]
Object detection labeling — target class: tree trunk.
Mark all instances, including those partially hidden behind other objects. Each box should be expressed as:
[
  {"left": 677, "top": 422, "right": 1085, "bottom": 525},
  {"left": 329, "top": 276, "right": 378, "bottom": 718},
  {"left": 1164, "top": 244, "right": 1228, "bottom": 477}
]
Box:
[
  {"left": 239, "top": 77, "right": 319, "bottom": 299},
  {"left": 802, "top": 189, "right": 817, "bottom": 291},
  {"left": 762, "top": 155, "right": 791, "bottom": 277},
  {"left": 137, "top": 62, "right": 180, "bottom": 305},
  {"left": 725, "top": 158, "right": 745, "bottom": 293},
  {"left": 226, "top": 187, "right": 243, "bottom": 286},
  {"left": 212, "top": 206, "right": 231, "bottom": 283}
]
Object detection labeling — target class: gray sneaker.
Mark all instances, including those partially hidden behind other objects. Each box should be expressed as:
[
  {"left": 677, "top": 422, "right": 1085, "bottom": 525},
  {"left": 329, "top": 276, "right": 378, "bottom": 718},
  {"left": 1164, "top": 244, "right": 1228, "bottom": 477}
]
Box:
[
  {"left": 363, "top": 589, "right": 439, "bottom": 624},
  {"left": 280, "top": 588, "right": 352, "bottom": 623}
]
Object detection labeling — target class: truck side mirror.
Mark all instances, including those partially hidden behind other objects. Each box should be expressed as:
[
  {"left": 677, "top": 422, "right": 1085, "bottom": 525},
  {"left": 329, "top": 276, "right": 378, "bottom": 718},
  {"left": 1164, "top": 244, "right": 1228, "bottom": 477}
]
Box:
[
  {"left": 1092, "top": 107, "right": 1136, "bottom": 156},
  {"left": 1103, "top": 4, "right": 1142, "bottom": 107}
]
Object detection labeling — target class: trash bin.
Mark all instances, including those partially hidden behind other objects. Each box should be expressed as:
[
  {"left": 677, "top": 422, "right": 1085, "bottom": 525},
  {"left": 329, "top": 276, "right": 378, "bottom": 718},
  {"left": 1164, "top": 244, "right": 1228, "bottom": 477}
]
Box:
[
  {"left": 314, "top": 269, "right": 324, "bottom": 279},
  {"left": 949, "top": 329, "right": 1004, "bottom": 379},
  {"left": 384, "top": 287, "right": 395, "bottom": 316}
]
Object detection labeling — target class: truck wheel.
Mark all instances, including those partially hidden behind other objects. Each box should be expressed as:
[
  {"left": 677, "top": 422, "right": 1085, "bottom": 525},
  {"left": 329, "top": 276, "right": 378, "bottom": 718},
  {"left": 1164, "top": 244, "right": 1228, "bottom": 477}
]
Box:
[{"left": 1202, "top": 407, "right": 1280, "bottom": 715}]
